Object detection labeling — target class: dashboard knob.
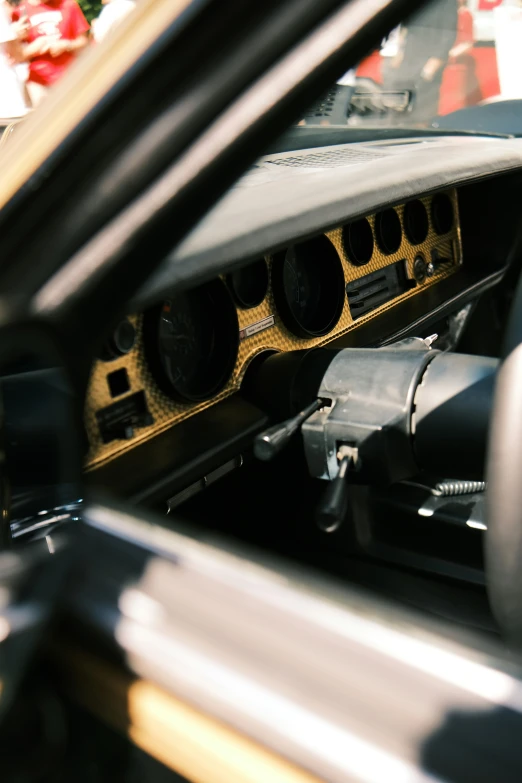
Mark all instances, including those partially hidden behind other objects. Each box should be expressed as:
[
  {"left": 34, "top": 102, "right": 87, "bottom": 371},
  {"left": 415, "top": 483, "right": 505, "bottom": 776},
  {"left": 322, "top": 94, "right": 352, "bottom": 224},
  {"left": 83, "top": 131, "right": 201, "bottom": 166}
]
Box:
[{"left": 413, "top": 255, "right": 427, "bottom": 284}]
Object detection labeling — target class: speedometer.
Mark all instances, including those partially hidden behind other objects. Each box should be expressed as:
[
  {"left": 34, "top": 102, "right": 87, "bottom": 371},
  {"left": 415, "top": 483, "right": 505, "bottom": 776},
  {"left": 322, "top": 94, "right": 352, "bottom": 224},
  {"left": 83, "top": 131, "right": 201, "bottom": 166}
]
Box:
[
  {"left": 272, "top": 235, "right": 345, "bottom": 338},
  {"left": 144, "top": 279, "right": 239, "bottom": 403}
]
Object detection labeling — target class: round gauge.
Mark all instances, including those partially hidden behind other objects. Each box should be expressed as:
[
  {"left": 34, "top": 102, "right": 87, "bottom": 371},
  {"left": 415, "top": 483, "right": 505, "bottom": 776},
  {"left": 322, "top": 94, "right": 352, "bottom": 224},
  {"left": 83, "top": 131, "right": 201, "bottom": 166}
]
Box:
[
  {"left": 99, "top": 318, "right": 137, "bottom": 361},
  {"left": 404, "top": 200, "right": 429, "bottom": 245},
  {"left": 272, "top": 235, "right": 345, "bottom": 338},
  {"left": 343, "top": 218, "right": 374, "bottom": 266},
  {"left": 431, "top": 193, "right": 454, "bottom": 235},
  {"left": 375, "top": 208, "right": 402, "bottom": 255},
  {"left": 144, "top": 279, "right": 239, "bottom": 403},
  {"left": 227, "top": 259, "right": 269, "bottom": 308}
]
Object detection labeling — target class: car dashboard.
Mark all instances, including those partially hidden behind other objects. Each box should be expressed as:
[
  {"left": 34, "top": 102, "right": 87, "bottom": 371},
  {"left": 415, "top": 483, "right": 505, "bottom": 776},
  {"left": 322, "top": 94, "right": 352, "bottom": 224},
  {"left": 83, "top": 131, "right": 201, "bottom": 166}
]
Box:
[
  {"left": 83, "top": 135, "right": 522, "bottom": 550},
  {"left": 85, "top": 189, "right": 461, "bottom": 471}
]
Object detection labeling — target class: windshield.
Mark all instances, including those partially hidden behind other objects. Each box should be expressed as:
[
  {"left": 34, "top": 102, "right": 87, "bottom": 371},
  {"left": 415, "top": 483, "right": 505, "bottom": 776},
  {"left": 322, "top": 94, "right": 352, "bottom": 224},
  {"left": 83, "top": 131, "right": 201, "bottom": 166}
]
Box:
[
  {"left": 300, "top": 0, "right": 521, "bottom": 138},
  {"left": 0, "top": 0, "right": 519, "bottom": 186}
]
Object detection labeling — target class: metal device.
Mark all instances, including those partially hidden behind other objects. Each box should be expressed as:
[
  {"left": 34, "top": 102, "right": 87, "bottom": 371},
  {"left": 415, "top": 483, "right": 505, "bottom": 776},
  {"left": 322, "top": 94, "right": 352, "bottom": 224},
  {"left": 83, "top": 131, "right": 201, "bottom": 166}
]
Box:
[{"left": 253, "top": 340, "right": 498, "bottom": 531}]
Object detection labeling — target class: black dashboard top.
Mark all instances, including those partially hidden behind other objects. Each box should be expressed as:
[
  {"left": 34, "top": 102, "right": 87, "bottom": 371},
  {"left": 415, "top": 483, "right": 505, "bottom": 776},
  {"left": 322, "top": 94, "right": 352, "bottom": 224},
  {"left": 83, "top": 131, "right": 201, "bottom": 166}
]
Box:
[{"left": 135, "top": 135, "right": 522, "bottom": 306}]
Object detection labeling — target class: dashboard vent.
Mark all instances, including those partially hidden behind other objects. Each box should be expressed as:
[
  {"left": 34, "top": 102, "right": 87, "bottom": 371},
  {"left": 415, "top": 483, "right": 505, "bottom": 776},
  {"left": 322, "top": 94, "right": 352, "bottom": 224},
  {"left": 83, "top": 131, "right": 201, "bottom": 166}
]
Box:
[{"left": 266, "top": 147, "right": 388, "bottom": 169}]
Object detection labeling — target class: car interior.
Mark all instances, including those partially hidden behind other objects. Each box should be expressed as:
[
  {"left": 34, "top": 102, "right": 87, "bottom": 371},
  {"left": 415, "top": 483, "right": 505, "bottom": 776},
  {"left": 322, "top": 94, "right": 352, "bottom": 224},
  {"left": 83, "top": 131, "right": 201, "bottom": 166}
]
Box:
[
  {"left": 3, "top": 0, "right": 522, "bottom": 780},
  {"left": 76, "top": 140, "right": 517, "bottom": 633}
]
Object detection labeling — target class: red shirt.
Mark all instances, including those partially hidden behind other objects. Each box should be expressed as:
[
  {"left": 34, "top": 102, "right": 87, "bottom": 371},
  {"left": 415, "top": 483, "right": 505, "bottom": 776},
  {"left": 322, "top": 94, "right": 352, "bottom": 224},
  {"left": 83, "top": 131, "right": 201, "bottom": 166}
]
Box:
[{"left": 22, "top": 0, "right": 89, "bottom": 86}]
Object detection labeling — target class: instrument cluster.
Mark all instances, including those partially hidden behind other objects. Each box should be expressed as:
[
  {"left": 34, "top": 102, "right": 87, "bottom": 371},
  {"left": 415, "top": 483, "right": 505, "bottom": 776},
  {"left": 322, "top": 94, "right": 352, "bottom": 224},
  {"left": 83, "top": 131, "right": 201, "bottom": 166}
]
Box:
[{"left": 85, "top": 190, "right": 462, "bottom": 471}]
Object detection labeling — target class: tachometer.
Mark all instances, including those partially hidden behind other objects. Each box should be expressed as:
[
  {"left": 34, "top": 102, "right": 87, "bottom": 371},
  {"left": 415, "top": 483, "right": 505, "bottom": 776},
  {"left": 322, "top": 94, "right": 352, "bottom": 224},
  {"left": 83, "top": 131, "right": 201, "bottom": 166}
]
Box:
[
  {"left": 272, "top": 235, "right": 345, "bottom": 338},
  {"left": 144, "top": 279, "right": 239, "bottom": 402}
]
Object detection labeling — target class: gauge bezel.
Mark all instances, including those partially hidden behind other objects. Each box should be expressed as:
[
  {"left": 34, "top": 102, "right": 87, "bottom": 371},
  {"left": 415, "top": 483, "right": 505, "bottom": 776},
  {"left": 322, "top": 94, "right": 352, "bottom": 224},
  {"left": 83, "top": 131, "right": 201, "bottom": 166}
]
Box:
[
  {"left": 271, "top": 236, "right": 345, "bottom": 339},
  {"left": 143, "top": 279, "right": 239, "bottom": 403}
]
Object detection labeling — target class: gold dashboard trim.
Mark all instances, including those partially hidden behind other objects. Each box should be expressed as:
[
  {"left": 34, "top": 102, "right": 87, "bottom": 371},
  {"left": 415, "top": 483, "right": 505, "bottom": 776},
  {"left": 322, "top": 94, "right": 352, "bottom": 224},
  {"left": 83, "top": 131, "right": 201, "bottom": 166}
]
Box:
[{"left": 85, "top": 190, "right": 461, "bottom": 470}]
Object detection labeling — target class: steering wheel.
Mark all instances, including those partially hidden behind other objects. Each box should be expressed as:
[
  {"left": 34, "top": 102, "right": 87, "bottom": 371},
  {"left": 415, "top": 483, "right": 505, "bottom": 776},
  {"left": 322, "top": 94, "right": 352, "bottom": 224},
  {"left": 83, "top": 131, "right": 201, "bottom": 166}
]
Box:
[{"left": 486, "top": 277, "right": 522, "bottom": 642}]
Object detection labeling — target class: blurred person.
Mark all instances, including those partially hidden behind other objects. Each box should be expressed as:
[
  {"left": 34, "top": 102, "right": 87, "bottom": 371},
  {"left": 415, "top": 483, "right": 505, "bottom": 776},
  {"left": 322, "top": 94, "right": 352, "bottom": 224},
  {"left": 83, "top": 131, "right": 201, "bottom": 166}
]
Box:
[
  {"left": 450, "top": 0, "right": 474, "bottom": 61},
  {"left": 446, "top": 0, "right": 482, "bottom": 108},
  {"left": 6, "top": 0, "right": 31, "bottom": 108},
  {"left": 17, "top": 0, "right": 89, "bottom": 107},
  {"left": 0, "top": 0, "right": 28, "bottom": 117},
  {"left": 383, "top": 0, "right": 458, "bottom": 122},
  {"left": 92, "top": 0, "right": 135, "bottom": 44}
]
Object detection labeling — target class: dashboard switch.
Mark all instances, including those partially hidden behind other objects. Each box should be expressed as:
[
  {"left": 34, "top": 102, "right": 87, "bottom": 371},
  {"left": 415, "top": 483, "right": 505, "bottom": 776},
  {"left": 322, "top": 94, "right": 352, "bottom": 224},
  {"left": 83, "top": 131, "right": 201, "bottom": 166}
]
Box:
[
  {"left": 429, "top": 247, "right": 452, "bottom": 275},
  {"left": 96, "top": 391, "right": 153, "bottom": 444}
]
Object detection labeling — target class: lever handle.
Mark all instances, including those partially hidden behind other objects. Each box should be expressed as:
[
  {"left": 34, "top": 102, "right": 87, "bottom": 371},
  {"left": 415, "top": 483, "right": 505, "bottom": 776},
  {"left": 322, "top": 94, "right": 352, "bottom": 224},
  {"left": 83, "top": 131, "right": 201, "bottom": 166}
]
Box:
[
  {"left": 254, "top": 398, "right": 324, "bottom": 462},
  {"left": 316, "top": 455, "right": 351, "bottom": 533}
]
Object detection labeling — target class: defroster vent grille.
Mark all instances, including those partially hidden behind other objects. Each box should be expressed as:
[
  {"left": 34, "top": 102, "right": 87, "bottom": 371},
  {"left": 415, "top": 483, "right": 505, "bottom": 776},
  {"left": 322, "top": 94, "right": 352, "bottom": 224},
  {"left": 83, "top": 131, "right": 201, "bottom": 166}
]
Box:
[{"left": 265, "top": 147, "right": 389, "bottom": 169}]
